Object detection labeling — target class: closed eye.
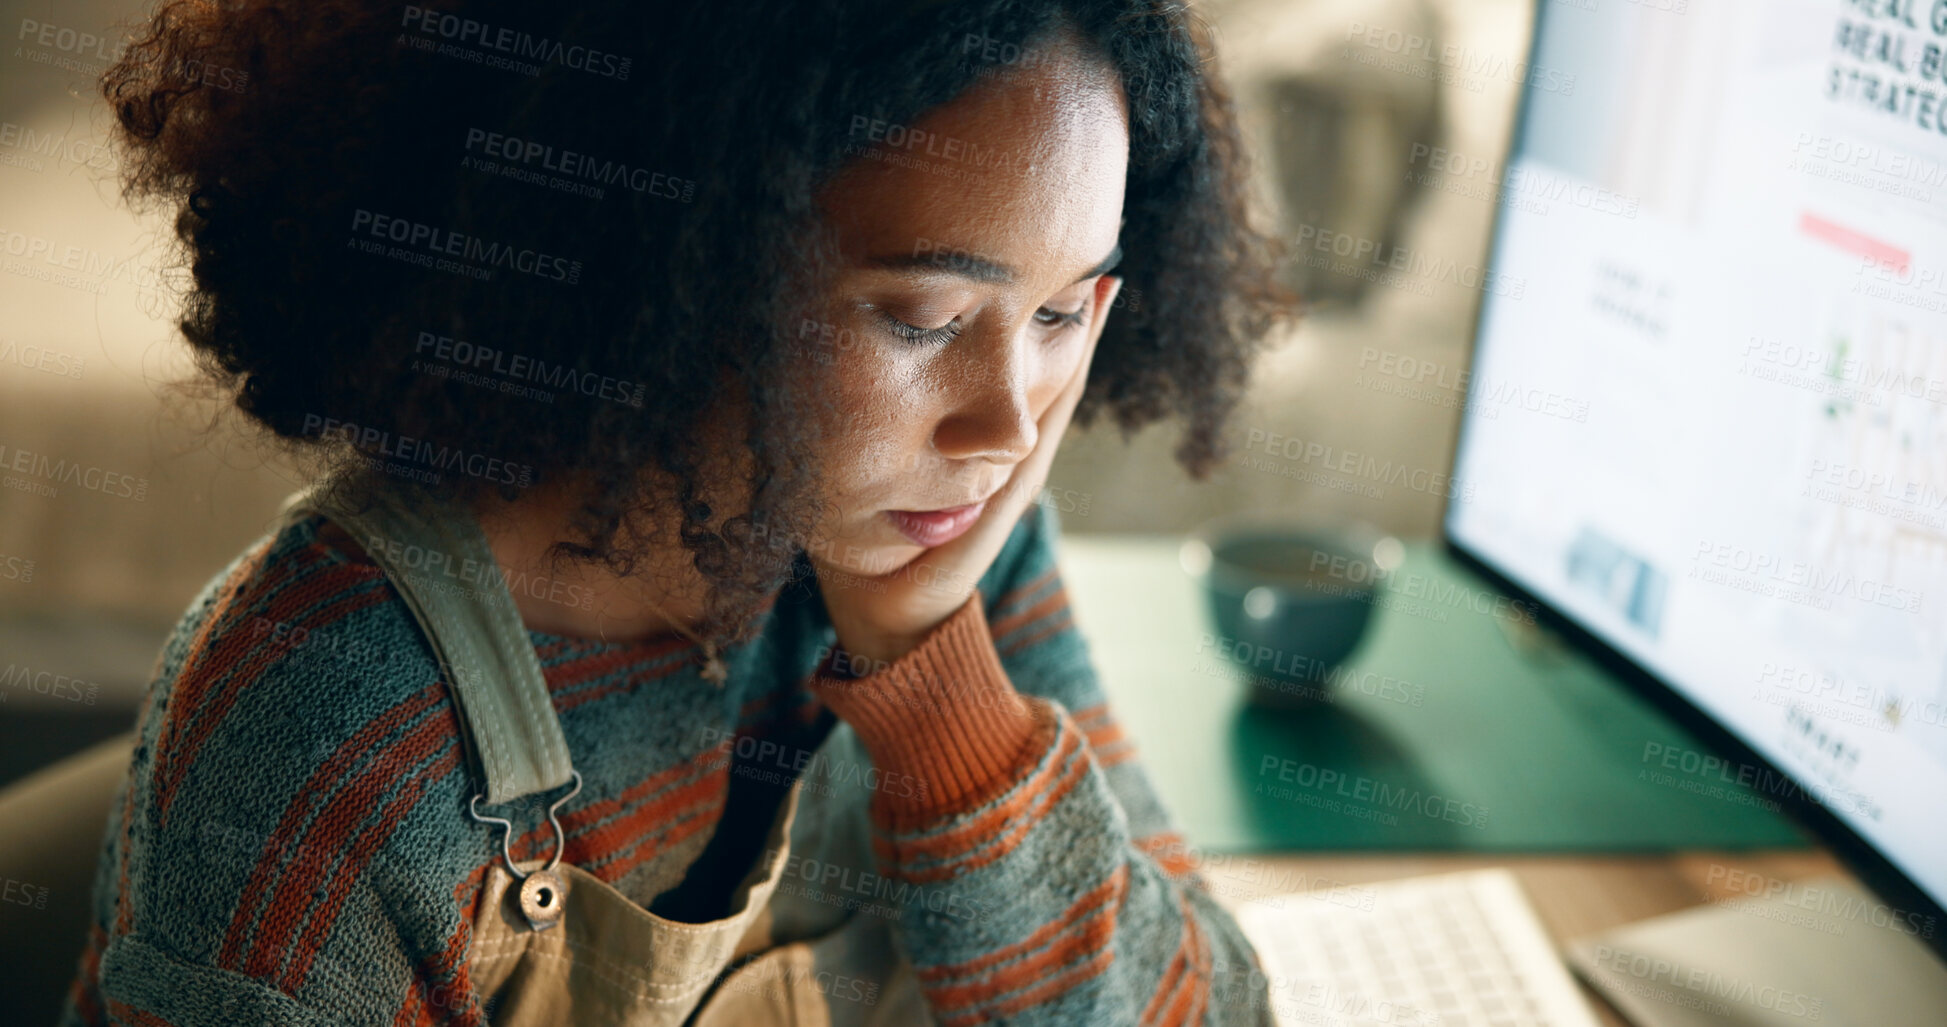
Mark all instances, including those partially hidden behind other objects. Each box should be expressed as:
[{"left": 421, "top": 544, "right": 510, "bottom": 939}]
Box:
[
  {"left": 870, "top": 299, "right": 1087, "bottom": 347},
  {"left": 875, "top": 309, "right": 962, "bottom": 346},
  {"left": 1035, "top": 306, "right": 1086, "bottom": 329}
]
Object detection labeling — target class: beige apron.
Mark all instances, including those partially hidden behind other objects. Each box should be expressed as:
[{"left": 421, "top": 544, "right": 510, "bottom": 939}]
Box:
[{"left": 281, "top": 480, "right": 932, "bottom": 1026}]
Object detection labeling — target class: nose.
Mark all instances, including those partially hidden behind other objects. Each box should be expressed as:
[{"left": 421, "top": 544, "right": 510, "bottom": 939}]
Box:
[{"left": 929, "top": 321, "right": 1042, "bottom": 467}]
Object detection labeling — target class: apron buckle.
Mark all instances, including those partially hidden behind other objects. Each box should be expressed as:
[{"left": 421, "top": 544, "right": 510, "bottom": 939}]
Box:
[{"left": 468, "top": 770, "right": 583, "bottom": 932}]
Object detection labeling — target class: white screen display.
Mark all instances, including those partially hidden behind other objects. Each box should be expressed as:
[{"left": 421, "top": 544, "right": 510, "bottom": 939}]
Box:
[{"left": 1447, "top": 0, "right": 1947, "bottom": 910}]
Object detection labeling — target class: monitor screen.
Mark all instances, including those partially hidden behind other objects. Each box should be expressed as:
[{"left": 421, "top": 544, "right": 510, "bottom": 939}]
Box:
[{"left": 1445, "top": 0, "right": 1947, "bottom": 926}]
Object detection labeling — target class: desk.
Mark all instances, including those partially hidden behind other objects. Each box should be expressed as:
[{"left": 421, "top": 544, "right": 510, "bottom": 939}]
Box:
[
  {"left": 1198, "top": 848, "right": 1847, "bottom": 1027},
  {"left": 1057, "top": 533, "right": 1807, "bottom": 852},
  {"left": 1058, "top": 530, "right": 1842, "bottom": 1023}
]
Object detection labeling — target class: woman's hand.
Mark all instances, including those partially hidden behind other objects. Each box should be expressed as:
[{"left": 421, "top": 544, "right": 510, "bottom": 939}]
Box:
[{"left": 815, "top": 274, "right": 1122, "bottom": 667}]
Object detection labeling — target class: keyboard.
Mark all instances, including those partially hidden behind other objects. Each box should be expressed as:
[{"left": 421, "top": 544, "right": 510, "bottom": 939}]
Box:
[{"left": 1232, "top": 868, "right": 1606, "bottom": 1027}]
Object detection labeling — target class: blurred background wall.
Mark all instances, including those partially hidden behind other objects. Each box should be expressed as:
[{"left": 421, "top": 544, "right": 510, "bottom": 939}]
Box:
[{"left": 0, "top": 0, "right": 1535, "bottom": 782}]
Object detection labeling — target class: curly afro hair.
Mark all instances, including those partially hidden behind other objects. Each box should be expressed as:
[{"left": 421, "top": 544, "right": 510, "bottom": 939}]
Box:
[{"left": 103, "top": 0, "right": 1296, "bottom": 648}]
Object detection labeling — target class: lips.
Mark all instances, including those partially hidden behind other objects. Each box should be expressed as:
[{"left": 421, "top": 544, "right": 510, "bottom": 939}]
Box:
[{"left": 885, "top": 499, "right": 988, "bottom": 547}]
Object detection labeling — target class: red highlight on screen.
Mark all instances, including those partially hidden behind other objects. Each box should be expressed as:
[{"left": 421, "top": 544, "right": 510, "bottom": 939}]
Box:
[{"left": 1798, "top": 210, "right": 1908, "bottom": 275}]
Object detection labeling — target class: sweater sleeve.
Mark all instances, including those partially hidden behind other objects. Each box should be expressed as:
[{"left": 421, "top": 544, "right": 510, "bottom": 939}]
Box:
[
  {"left": 70, "top": 931, "right": 350, "bottom": 1027},
  {"left": 807, "top": 502, "right": 1276, "bottom": 1026},
  {"left": 58, "top": 522, "right": 498, "bottom": 1027}
]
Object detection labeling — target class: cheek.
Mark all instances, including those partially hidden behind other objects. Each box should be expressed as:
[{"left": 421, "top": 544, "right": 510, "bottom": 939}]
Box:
[
  {"left": 823, "top": 351, "right": 934, "bottom": 493},
  {"left": 1037, "top": 340, "right": 1084, "bottom": 410},
  {"left": 1013, "top": 333, "right": 1084, "bottom": 424}
]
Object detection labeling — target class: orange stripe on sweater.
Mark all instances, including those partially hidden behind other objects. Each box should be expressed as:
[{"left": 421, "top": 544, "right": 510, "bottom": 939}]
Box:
[
  {"left": 393, "top": 865, "right": 491, "bottom": 1027},
  {"left": 991, "top": 566, "right": 1059, "bottom": 622},
  {"left": 540, "top": 638, "right": 690, "bottom": 696},
  {"left": 114, "top": 736, "right": 140, "bottom": 937},
  {"left": 159, "top": 536, "right": 333, "bottom": 738},
  {"left": 876, "top": 723, "right": 1093, "bottom": 882},
  {"left": 1185, "top": 914, "right": 1214, "bottom": 1027},
  {"left": 390, "top": 983, "right": 425, "bottom": 1027},
  {"left": 940, "top": 871, "right": 1123, "bottom": 1005},
  {"left": 938, "top": 949, "right": 1117, "bottom": 1027},
  {"left": 220, "top": 682, "right": 449, "bottom": 970},
  {"left": 503, "top": 741, "right": 732, "bottom": 872},
  {"left": 1135, "top": 831, "right": 1200, "bottom": 881},
  {"left": 65, "top": 922, "right": 107, "bottom": 1025},
  {"left": 551, "top": 662, "right": 690, "bottom": 715},
  {"left": 553, "top": 742, "right": 730, "bottom": 838},
  {"left": 113, "top": 648, "right": 202, "bottom": 937},
  {"left": 240, "top": 708, "right": 459, "bottom": 980},
  {"left": 918, "top": 865, "right": 1128, "bottom": 1012},
  {"left": 1141, "top": 921, "right": 1191, "bottom": 1023},
  {"left": 926, "top": 740, "right": 1098, "bottom": 884},
  {"left": 1082, "top": 731, "right": 1131, "bottom": 757},
  {"left": 281, "top": 742, "right": 464, "bottom": 992},
  {"left": 1071, "top": 704, "right": 1111, "bottom": 727},
  {"left": 1165, "top": 894, "right": 1213, "bottom": 1026},
  {"left": 883, "top": 763, "right": 1098, "bottom": 884},
  {"left": 568, "top": 775, "right": 732, "bottom": 880},
  {"left": 531, "top": 637, "right": 575, "bottom": 664},
  {"left": 918, "top": 863, "right": 1127, "bottom": 984},
  {"left": 874, "top": 718, "right": 1082, "bottom": 857},
  {"left": 590, "top": 799, "right": 722, "bottom": 883},
  {"left": 999, "top": 608, "right": 1075, "bottom": 659},
  {"left": 158, "top": 569, "right": 389, "bottom": 823},
  {"left": 572, "top": 769, "right": 728, "bottom": 881},
  {"left": 428, "top": 866, "right": 493, "bottom": 1027},
  {"left": 149, "top": 540, "right": 305, "bottom": 820},
  {"left": 989, "top": 579, "right": 1066, "bottom": 638},
  {"left": 1143, "top": 892, "right": 1210, "bottom": 1026},
  {"left": 1071, "top": 709, "right": 1130, "bottom": 762},
  {"left": 196, "top": 533, "right": 324, "bottom": 649}
]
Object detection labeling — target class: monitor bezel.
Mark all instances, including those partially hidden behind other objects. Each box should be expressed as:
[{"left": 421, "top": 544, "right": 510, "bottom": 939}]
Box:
[{"left": 1439, "top": 0, "right": 1947, "bottom": 965}]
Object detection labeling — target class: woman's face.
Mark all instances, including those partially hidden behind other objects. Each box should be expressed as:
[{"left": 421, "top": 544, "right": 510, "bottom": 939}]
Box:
[{"left": 802, "top": 50, "right": 1129, "bottom": 577}]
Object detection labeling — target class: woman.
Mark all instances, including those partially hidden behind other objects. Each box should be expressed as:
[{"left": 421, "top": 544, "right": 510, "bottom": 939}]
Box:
[{"left": 63, "top": 0, "right": 1295, "bottom": 1023}]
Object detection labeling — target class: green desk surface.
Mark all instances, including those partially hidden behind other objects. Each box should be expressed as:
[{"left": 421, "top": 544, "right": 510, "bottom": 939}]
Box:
[{"left": 1057, "top": 534, "right": 1808, "bottom": 854}]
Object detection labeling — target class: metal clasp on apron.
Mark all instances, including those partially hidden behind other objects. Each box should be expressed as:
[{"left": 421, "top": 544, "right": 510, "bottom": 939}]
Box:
[{"left": 468, "top": 771, "right": 583, "bottom": 932}]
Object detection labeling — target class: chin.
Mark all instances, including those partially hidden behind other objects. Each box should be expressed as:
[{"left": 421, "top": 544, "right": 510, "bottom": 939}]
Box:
[
  {"left": 807, "top": 517, "right": 924, "bottom": 577},
  {"left": 875, "top": 542, "right": 929, "bottom": 574},
  {"left": 853, "top": 538, "right": 927, "bottom": 577}
]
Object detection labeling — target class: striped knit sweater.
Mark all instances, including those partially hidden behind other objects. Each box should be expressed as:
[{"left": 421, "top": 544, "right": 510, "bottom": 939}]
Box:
[{"left": 58, "top": 500, "right": 1274, "bottom": 1025}]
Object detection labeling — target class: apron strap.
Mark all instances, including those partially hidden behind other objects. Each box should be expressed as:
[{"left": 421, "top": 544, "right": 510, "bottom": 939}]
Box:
[{"left": 277, "top": 474, "right": 575, "bottom": 807}]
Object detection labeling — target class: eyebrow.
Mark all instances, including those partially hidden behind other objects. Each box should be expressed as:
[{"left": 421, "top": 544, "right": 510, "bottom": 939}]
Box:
[{"left": 865, "top": 242, "right": 1123, "bottom": 287}]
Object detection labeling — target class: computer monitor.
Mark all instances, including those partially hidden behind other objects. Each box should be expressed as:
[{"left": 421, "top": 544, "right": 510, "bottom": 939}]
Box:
[{"left": 1443, "top": 0, "right": 1947, "bottom": 965}]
